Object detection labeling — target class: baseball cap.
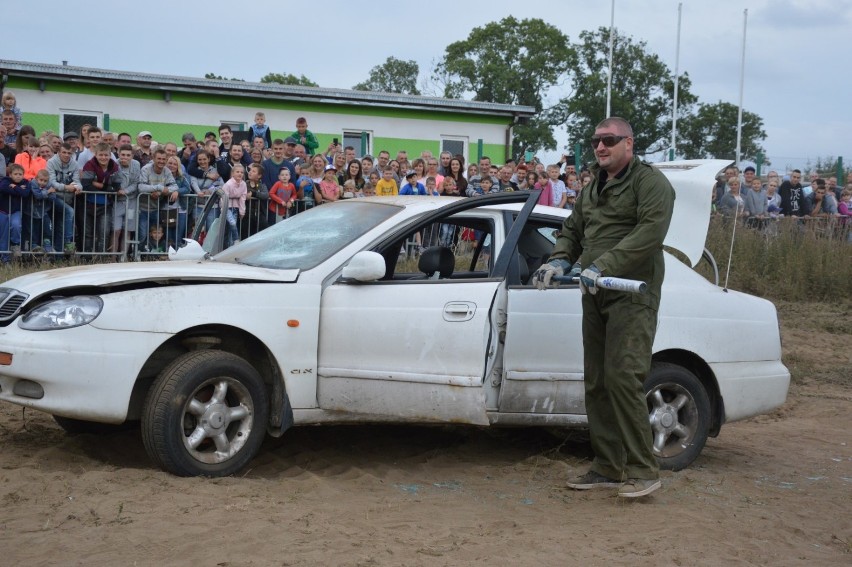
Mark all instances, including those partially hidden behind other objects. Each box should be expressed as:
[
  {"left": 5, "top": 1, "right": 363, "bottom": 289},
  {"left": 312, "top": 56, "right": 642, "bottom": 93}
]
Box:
[
  {"left": 744, "top": 166, "right": 756, "bottom": 173},
  {"left": 138, "top": 130, "right": 153, "bottom": 138},
  {"left": 63, "top": 131, "right": 79, "bottom": 140},
  {"left": 284, "top": 136, "right": 297, "bottom": 145},
  {"left": 566, "top": 189, "right": 577, "bottom": 198},
  {"left": 405, "top": 169, "right": 417, "bottom": 179},
  {"left": 324, "top": 164, "right": 337, "bottom": 172}
]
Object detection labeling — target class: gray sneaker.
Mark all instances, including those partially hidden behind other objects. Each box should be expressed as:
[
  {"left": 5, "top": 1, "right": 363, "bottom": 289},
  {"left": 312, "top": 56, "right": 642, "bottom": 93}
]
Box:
[
  {"left": 566, "top": 471, "right": 622, "bottom": 490},
  {"left": 10, "top": 245, "right": 21, "bottom": 259},
  {"left": 618, "top": 478, "right": 661, "bottom": 498}
]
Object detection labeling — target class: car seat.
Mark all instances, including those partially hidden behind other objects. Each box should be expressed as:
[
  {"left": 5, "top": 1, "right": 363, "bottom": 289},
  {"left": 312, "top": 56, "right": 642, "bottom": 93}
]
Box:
[{"left": 417, "top": 246, "right": 455, "bottom": 279}]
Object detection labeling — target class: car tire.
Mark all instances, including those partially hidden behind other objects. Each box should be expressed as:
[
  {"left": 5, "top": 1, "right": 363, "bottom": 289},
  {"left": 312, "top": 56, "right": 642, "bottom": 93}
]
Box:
[
  {"left": 53, "top": 415, "right": 134, "bottom": 435},
  {"left": 141, "top": 350, "right": 269, "bottom": 477},
  {"left": 645, "top": 363, "right": 711, "bottom": 471}
]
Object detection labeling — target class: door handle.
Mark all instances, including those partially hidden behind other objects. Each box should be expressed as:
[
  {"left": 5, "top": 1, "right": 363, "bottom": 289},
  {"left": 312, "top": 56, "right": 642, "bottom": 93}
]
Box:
[{"left": 443, "top": 302, "right": 476, "bottom": 321}]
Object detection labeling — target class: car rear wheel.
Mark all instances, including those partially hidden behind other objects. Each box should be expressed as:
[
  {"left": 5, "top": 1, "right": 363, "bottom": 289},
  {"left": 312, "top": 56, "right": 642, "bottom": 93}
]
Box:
[
  {"left": 645, "top": 363, "right": 711, "bottom": 471},
  {"left": 141, "top": 350, "right": 269, "bottom": 477}
]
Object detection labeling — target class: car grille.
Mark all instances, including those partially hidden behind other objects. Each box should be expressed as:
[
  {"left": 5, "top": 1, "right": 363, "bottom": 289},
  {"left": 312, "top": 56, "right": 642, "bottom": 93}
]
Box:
[{"left": 0, "top": 288, "right": 29, "bottom": 322}]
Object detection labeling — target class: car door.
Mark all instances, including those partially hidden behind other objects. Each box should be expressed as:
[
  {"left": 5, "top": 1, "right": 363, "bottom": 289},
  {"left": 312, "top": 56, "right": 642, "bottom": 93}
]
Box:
[
  {"left": 499, "top": 218, "right": 587, "bottom": 417},
  {"left": 317, "top": 192, "right": 540, "bottom": 425}
]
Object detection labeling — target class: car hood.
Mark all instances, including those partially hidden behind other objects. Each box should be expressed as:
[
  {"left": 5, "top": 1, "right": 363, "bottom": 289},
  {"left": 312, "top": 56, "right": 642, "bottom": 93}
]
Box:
[
  {"left": 2, "top": 260, "right": 298, "bottom": 298},
  {"left": 655, "top": 159, "right": 732, "bottom": 267}
]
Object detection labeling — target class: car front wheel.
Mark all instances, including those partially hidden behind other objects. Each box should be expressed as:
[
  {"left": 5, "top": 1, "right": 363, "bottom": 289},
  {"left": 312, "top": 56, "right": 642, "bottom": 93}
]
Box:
[
  {"left": 645, "top": 363, "right": 711, "bottom": 471},
  {"left": 142, "top": 350, "right": 269, "bottom": 477}
]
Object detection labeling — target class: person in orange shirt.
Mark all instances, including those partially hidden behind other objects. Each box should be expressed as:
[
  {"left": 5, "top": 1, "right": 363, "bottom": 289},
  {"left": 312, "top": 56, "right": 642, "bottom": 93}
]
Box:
[{"left": 14, "top": 138, "right": 47, "bottom": 181}]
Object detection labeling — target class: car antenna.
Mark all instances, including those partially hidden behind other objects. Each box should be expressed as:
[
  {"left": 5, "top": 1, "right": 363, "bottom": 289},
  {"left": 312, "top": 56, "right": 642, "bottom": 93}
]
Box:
[{"left": 722, "top": 212, "right": 738, "bottom": 293}]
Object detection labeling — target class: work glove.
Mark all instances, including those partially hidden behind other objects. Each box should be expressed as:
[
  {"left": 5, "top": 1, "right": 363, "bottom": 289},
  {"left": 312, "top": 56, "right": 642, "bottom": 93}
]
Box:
[
  {"left": 566, "top": 261, "right": 582, "bottom": 280},
  {"left": 533, "top": 259, "right": 571, "bottom": 290},
  {"left": 579, "top": 264, "right": 601, "bottom": 295}
]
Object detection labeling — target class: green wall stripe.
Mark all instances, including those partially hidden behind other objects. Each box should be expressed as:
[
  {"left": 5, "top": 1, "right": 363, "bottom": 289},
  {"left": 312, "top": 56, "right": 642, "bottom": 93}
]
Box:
[{"left": 7, "top": 77, "right": 509, "bottom": 126}]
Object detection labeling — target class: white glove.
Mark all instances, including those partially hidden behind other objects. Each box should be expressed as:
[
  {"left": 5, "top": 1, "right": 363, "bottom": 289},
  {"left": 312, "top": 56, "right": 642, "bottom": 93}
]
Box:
[
  {"left": 579, "top": 265, "right": 601, "bottom": 295},
  {"left": 533, "top": 260, "right": 569, "bottom": 290}
]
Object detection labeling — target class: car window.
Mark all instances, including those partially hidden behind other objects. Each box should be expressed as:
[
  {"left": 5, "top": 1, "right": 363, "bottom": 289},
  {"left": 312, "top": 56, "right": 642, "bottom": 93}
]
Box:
[
  {"left": 386, "top": 218, "right": 494, "bottom": 280},
  {"left": 214, "top": 201, "right": 402, "bottom": 270}
]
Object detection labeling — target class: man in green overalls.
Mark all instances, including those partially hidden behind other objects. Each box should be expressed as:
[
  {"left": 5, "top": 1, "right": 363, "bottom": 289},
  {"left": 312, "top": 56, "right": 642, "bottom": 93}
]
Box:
[{"left": 533, "top": 117, "right": 675, "bottom": 498}]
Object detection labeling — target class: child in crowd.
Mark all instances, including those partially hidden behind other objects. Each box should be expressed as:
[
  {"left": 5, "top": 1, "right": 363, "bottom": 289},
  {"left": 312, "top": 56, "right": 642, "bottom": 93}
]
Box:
[
  {"left": 471, "top": 175, "right": 495, "bottom": 196},
  {"left": 442, "top": 176, "right": 459, "bottom": 196},
  {"left": 564, "top": 189, "right": 577, "bottom": 211},
  {"left": 399, "top": 170, "right": 427, "bottom": 195},
  {"left": 547, "top": 164, "right": 567, "bottom": 208},
  {"left": 838, "top": 189, "right": 852, "bottom": 218},
  {"left": 291, "top": 117, "right": 319, "bottom": 156},
  {"left": 249, "top": 112, "right": 272, "bottom": 149},
  {"left": 15, "top": 138, "right": 46, "bottom": 181},
  {"left": 268, "top": 166, "right": 296, "bottom": 223},
  {"left": 341, "top": 179, "right": 357, "bottom": 199},
  {"left": 28, "top": 169, "right": 56, "bottom": 252},
  {"left": 144, "top": 224, "right": 167, "bottom": 254},
  {"left": 0, "top": 163, "right": 30, "bottom": 260},
  {"left": 375, "top": 166, "right": 399, "bottom": 196},
  {"left": 361, "top": 182, "right": 374, "bottom": 197},
  {"left": 1, "top": 91, "right": 22, "bottom": 131},
  {"left": 368, "top": 170, "right": 380, "bottom": 188},
  {"left": 425, "top": 176, "right": 440, "bottom": 196},
  {"left": 297, "top": 163, "right": 317, "bottom": 207},
  {"left": 744, "top": 177, "right": 767, "bottom": 220},
  {"left": 319, "top": 164, "right": 340, "bottom": 202},
  {"left": 222, "top": 163, "right": 247, "bottom": 247},
  {"left": 534, "top": 174, "right": 553, "bottom": 207}
]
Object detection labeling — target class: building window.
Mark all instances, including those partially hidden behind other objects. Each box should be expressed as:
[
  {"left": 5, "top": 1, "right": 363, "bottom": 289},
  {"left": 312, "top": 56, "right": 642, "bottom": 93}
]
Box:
[
  {"left": 342, "top": 130, "right": 372, "bottom": 158},
  {"left": 441, "top": 137, "right": 467, "bottom": 160},
  {"left": 60, "top": 110, "right": 101, "bottom": 138}
]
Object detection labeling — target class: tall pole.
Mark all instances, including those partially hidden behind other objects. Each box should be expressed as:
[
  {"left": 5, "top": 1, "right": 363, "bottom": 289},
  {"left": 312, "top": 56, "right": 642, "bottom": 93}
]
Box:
[
  {"left": 735, "top": 9, "right": 748, "bottom": 169},
  {"left": 671, "top": 3, "right": 682, "bottom": 161},
  {"left": 606, "top": 0, "right": 615, "bottom": 117}
]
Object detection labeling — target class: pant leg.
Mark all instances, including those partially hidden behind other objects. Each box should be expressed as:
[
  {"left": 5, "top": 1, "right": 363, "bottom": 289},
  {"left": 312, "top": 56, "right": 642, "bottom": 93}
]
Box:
[
  {"left": 583, "top": 291, "right": 659, "bottom": 480},
  {"left": 10, "top": 211, "right": 22, "bottom": 246},
  {"left": 0, "top": 212, "right": 9, "bottom": 259}
]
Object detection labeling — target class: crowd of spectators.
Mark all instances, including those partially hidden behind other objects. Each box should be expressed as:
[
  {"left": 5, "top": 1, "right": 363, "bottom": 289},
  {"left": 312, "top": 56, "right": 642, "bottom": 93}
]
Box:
[{"left": 1, "top": 89, "right": 850, "bottom": 261}]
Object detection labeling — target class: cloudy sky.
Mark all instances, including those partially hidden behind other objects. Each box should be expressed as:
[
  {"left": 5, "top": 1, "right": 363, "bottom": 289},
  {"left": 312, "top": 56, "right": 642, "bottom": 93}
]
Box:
[{"left": 4, "top": 0, "right": 850, "bottom": 172}]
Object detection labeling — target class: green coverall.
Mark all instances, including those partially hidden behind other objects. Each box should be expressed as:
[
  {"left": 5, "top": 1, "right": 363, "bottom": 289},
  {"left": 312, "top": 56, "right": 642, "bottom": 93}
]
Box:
[{"left": 550, "top": 156, "right": 675, "bottom": 481}]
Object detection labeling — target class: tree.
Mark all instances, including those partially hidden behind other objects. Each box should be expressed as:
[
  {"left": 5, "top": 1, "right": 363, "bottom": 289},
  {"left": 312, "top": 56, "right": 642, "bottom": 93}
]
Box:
[
  {"left": 433, "top": 16, "right": 577, "bottom": 156},
  {"left": 550, "top": 27, "right": 697, "bottom": 161},
  {"left": 204, "top": 72, "right": 244, "bottom": 82},
  {"left": 678, "top": 101, "right": 767, "bottom": 161},
  {"left": 352, "top": 57, "right": 420, "bottom": 95},
  {"left": 260, "top": 73, "right": 318, "bottom": 87}
]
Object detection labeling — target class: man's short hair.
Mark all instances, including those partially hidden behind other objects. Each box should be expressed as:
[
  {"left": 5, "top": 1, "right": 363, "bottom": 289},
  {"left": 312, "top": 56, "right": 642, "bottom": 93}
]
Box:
[
  {"left": 153, "top": 147, "right": 167, "bottom": 157},
  {"left": 344, "top": 145, "right": 355, "bottom": 152},
  {"left": 7, "top": 163, "right": 24, "bottom": 174},
  {"left": 1, "top": 110, "right": 15, "bottom": 117},
  {"left": 792, "top": 169, "right": 801, "bottom": 174},
  {"left": 595, "top": 116, "right": 634, "bottom": 137},
  {"left": 94, "top": 142, "right": 111, "bottom": 154},
  {"left": 814, "top": 178, "right": 826, "bottom": 188},
  {"left": 87, "top": 126, "right": 102, "bottom": 136},
  {"left": 271, "top": 139, "right": 285, "bottom": 146},
  {"left": 118, "top": 132, "right": 131, "bottom": 140},
  {"left": 296, "top": 117, "right": 307, "bottom": 125},
  {"left": 60, "top": 142, "right": 74, "bottom": 151},
  {"left": 118, "top": 143, "right": 133, "bottom": 153},
  {"left": 182, "top": 132, "right": 196, "bottom": 143},
  {"left": 218, "top": 124, "right": 232, "bottom": 134},
  {"left": 255, "top": 111, "right": 265, "bottom": 118}
]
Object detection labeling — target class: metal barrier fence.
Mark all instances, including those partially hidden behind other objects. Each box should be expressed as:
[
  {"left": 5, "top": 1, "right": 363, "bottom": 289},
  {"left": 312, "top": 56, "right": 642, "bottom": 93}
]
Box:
[{"left": 0, "top": 191, "right": 316, "bottom": 262}]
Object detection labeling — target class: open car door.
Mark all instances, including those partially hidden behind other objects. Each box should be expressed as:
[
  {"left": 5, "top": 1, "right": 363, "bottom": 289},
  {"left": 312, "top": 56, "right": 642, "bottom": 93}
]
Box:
[{"left": 318, "top": 192, "right": 540, "bottom": 424}]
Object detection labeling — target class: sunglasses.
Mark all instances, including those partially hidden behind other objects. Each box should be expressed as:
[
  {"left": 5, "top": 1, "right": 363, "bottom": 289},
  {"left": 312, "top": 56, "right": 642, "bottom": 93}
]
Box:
[{"left": 590, "top": 135, "right": 628, "bottom": 148}]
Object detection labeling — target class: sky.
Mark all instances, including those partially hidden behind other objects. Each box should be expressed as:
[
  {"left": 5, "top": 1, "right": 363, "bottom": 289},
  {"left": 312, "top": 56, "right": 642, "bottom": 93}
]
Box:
[{"left": 4, "top": 0, "right": 851, "bottom": 173}]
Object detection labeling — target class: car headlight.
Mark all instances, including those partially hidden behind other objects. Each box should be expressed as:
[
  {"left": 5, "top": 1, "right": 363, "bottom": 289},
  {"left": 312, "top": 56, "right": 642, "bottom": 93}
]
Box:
[{"left": 19, "top": 296, "right": 104, "bottom": 331}]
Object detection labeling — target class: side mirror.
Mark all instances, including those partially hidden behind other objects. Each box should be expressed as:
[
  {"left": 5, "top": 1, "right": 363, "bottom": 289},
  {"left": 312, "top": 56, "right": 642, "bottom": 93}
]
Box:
[{"left": 341, "top": 251, "right": 386, "bottom": 282}]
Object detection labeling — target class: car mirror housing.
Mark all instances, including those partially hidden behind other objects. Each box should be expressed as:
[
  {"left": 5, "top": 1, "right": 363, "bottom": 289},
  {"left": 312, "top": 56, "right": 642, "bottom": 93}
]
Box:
[{"left": 341, "top": 251, "right": 386, "bottom": 282}]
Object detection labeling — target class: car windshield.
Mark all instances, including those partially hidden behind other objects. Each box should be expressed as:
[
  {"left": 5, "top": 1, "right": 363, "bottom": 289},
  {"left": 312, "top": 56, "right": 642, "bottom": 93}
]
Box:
[{"left": 214, "top": 201, "right": 402, "bottom": 270}]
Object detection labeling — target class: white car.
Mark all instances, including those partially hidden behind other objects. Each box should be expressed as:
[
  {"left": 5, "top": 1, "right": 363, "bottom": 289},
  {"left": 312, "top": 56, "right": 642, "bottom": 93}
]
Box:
[{"left": 0, "top": 160, "right": 789, "bottom": 477}]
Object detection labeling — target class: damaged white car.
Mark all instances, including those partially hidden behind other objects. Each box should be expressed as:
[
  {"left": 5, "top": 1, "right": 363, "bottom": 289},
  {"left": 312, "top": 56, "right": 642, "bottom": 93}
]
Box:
[{"left": 0, "top": 160, "right": 790, "bottom": 476}]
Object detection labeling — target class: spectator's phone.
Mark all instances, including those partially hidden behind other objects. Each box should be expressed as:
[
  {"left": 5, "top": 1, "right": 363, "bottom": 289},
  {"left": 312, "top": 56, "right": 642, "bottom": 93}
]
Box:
[{"left": 333, "top": 137, "right": 339, "bottom": 145}]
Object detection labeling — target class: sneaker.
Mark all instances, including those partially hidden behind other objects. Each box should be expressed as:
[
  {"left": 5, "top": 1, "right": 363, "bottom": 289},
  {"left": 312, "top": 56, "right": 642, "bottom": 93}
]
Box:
[
  {"left": 64, "top": 242, "right": 76, "bottom": 255},
  {"left": 10, "top": 245, "right": 21, "bottom": 259},
  {"left": 31, "top": 245, "right": 45, "bottom": 255},
  {"left": 43, "top": 240, "right": 54, "bottom": 254},
  {"left": 566, "top": 471, "right": 622, "bottom": 490},
  {"left": 617, "top": 478, "right": 661, "bottom": 498}
]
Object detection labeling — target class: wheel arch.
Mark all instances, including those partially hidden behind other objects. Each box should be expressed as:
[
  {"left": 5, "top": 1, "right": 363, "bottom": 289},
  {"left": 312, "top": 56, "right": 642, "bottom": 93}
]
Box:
[
  {"left": 126, "top": 324, "right": 288, "bottom": 428},
  {"left": 652, "top": 349, "right": 724, "bottom": 437}
]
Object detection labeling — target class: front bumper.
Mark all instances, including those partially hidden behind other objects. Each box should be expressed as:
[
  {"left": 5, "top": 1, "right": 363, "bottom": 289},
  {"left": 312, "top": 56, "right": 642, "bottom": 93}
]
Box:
[{"left": 0, "top": 323, "right": 170, "bottom": 423}]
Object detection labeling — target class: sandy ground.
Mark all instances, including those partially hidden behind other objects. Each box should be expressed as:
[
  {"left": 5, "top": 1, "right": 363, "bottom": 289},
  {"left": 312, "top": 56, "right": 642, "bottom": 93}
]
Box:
[{"left": 1, "top": 303, "right": 850, "bottom": 566}]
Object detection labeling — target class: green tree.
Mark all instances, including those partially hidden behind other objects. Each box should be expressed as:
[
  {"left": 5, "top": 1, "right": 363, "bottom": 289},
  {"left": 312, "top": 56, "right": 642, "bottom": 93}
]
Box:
[
  {"left": 678, "top": 101, "right": 767, "bottom": 161},
  {"left": 550, "top": 27, "right": 697, "bottom": 161},
  {"left": 353, "top": 57, "right": 420, "bottom": 95},
  {"left": 434, "top": 16, "right": 577, "bottom": 156},
  {"left": 204, "top": 72, "right": 244, "bottom": 82},
  {"left": 260, "top": 73, "right": 318, "bottom": 87}
]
